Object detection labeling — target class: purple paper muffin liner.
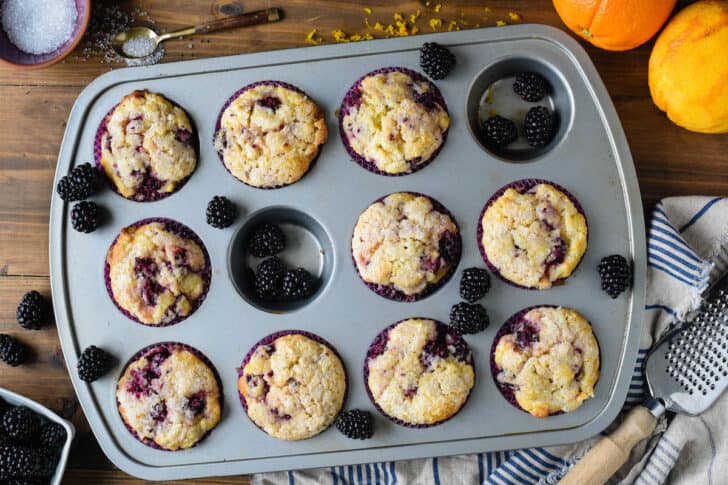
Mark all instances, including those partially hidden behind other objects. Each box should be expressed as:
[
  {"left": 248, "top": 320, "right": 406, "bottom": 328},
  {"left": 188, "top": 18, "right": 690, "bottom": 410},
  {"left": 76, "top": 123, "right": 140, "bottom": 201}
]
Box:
[
  {"left": 116, "top": 342, "right": 224, "bottom": 451},
  {"left": 351, "top": 191, "right": 462, "bottom": 302},
  {"left": 94, "top": 92, "right": 199, "bottom": 202},
  {"left": 213, "top": 80, "right": 326, "bottom": 190},
  {"left": 338, "top": 67, "right": 450, "bottom": 177},
  {"left": 363, "top": 318, "right": 475, "bottom": 428},
  {"left": 490, "top": 305, "right": 600, "bottom": 416},
  {"left": 476, "top": 178, "right": 588, "bottom": 290},
  {"left": 104, "top": 217, "right": 212, "bottom": 327},
  {"left": 237, "top": 330, "right": 349, "bottom": 437}
]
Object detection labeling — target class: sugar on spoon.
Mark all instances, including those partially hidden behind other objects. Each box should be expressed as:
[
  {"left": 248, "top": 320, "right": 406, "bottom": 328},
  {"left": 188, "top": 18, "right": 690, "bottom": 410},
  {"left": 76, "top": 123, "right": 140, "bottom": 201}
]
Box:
[{"left": 113, "top": 8, "right": 282, "bottom": 59}]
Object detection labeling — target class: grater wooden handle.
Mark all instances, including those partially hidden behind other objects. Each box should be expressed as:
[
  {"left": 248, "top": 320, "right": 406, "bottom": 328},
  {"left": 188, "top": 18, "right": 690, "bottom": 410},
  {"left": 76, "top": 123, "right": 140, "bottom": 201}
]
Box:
[{"left": 559, "top": 406, "right": 657, "bottom": 485}]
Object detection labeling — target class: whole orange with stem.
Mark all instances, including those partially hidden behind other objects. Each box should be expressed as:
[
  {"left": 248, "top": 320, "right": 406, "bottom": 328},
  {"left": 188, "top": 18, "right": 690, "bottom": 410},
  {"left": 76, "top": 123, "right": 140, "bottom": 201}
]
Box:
[{"left": 553, "top": 0, "right": 676, "bottom": 51}]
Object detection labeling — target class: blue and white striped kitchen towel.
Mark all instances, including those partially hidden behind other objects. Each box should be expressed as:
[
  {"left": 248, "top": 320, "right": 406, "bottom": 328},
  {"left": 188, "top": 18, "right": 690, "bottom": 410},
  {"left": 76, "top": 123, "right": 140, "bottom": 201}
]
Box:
[{"left": 256, "top": 196, "right": 728, "bottom": 485}]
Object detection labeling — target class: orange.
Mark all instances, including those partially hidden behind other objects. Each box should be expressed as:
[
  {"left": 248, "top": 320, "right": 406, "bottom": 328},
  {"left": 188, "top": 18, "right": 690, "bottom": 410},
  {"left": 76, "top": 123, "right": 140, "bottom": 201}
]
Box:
[
  {"left": 649, "top": 1, "right": 728, "bottom": 133},
  {"left": 553, "top": 0, "right": 676, "bottom": 51}
]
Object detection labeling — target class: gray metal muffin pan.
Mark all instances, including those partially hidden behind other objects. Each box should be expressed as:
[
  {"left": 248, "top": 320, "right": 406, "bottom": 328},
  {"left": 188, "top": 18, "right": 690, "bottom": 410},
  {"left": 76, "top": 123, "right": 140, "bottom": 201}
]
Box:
[{"left": 49, "top": 25, "right": 646, "bottom": 480}]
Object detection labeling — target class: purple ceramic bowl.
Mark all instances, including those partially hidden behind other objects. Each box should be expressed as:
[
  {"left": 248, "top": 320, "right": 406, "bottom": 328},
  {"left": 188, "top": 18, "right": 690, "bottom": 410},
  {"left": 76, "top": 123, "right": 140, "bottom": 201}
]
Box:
[
  {"left": 0, "top": 0, "right": 90, "bottom": 69},
  {"left": 363, "top": 318, "right": 474, "bottom": 428},
  {"left": 104, "top": 217, "right": 212, "bottom": 327},
  {"left": 338, "top": 67, "right": 449, "bottom": 176},
  {"left": 237, "top": 330, "right": 348, "bottom": 436},
  {"left": 476, "top": 178, "right": 588, "bottom": 290},
  {"left": 352, "top": 192, "right": 462, "bottom": 302},
  {"left": 490, "top": 305, "right": 600, "bottom": 417},
  {"left": 213, "top": 80, "right": 325, "bottom": 190},
  {"left": 116, "top": 342, "right": 223, "bottom": 451}
]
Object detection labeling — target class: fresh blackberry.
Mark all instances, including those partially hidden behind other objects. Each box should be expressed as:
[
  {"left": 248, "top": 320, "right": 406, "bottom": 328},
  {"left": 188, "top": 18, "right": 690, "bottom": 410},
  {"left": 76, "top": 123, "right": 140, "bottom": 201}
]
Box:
[
  {"left": 39, "top": 422, "right": 66, "bottom": 452},
  {"left": 281, "top": 268, "right": 316, "bottom": 300},
  {"left": 459, "top": 268, "right": 490, "bottom": 302},
  {"left": 254, "top": 257, "right": 284, "bottom": 300},
  {"left": 71, "top": 200, "right": 100, "bottom": 233},
  {"left": 482, "top": 115, "right": 518, "bottom": 147},
  {"left": 598, "top": 255, "right": 632, "bottom": 299},
  {"left": 206, "top": 196, "right": 237, "bottom": 229},
  {"left": 419, "top": 42, "right": 456, "bottom": 80},
  {"left": 524, "top": 106, "right": 554, "bottom": 147},
  {"left": 0, "top": 444, "right": 53, "bottom": 480},
  {"left": 2, "top": 407, "right": 40, "bottom": 446},
  {"left": 247, "top": 223, "right": 286, "bottom": 257},
  {"left": 16, "top": 291, "right": 49, "bottom": 330},
  {"left": 513, "top": 72, "right": 548, "bottom": 102},
  {"left": 449, "top": 302, "right": 489, "bottom": 335},
  {"left": 334, "top": 410, "right": 374, "bottom": 440},
  {"left": 0, "top": 335, "right": 27, "bottom": 367},
  {"left": 56, "top": 163, "right": 99, "bottom": 201},
  {"left": 77, "top": 346, "right": 112, "bottom": 383}
]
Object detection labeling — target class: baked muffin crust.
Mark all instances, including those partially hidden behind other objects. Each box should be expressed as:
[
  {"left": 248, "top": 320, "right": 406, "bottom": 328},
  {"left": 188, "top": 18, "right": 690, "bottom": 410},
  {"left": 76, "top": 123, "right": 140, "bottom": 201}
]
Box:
[
  {"left": 117, "top": 343, "right": 222, "bottom": 450},
  {"left": 98, "top": 90, "right": 197, "bottom": 201},
  {"left": 480, "top": 181, "right": 587, "bottom": 289},
  {"left": 214, "top": 81, "right": 327, "bottom": 188},
  {"left": 238, "top": 332, "right": 347, "bottom": 440},
  {"left": 493, "top": 306, "right": 600, "bottom": 417}
]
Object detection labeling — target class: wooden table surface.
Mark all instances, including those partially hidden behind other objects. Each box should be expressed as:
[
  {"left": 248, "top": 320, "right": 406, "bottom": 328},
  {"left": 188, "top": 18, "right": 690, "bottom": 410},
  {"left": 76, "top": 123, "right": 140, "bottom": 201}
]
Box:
[{"left": 0, "top": 0, "right": 725, "bottom": 483}]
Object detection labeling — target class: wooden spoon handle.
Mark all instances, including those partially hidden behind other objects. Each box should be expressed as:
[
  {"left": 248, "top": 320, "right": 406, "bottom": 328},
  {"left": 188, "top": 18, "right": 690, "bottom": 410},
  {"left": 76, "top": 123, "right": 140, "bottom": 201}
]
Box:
[
  {"left": 194, "top": 8, "right": 282, "bottom": 34},
  {"left": 559, "top": 406, "right": 657, "bottom": 485}
]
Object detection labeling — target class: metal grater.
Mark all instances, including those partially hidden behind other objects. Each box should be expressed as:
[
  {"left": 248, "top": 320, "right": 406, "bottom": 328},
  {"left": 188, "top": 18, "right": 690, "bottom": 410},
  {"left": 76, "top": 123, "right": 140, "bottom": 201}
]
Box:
[{"left": 644, "top": 280, "right": 728, "bottom": 417}]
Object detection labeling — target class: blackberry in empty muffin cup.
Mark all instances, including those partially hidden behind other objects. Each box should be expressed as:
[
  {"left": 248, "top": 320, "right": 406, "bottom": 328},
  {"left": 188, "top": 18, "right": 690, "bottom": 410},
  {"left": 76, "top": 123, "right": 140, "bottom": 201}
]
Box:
[
  {"left": 213, "top": 81, "right": 328, "bottom": 189},
  {"left": 365, "top": 318, "right": 474, "bottom": 427},
  {"left": 524, "top": 106, "right": 554, "bottom": 147},
  {"left": 339, "top": 67, "right": 450, "bottom": 176},
  {"left": 237, "top": 330, "right": 347, "bottom": 440},
  {"left": 491, "top": 306, "right": 600, "bottom": 417},
  {"left": 512, "top": 72, "right": 549, "bottom": 102},
  {"left": 352, "top": 192, "right": 462, "bottom": 302},
  {"left": 104, "top": 218, "right": 212, "bottom": 327},
  {"left": 482, "top": 115, "right": 518, "bottom": 147},
  {"left": 478, "top": 179, "right": 588, "bottom": 289},
  {"left": 116, "top": 342, "right": 223, "bottom": 451},
  {"left": 94, "top": 90, "right": 199, "bottom": 202}
]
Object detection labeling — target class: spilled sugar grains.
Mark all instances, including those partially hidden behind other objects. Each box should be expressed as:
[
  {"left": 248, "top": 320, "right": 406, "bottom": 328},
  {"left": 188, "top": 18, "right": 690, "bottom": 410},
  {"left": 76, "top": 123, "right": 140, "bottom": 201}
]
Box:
[{"left": 1, "top": 0, "right": 77, "bottom": 54}]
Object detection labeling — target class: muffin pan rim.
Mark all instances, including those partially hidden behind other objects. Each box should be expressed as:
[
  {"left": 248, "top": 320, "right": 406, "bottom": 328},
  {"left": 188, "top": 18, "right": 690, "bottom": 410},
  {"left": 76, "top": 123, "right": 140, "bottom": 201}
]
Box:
[{"left": 49, "top": 25, "right": 646, "bottom": 480}]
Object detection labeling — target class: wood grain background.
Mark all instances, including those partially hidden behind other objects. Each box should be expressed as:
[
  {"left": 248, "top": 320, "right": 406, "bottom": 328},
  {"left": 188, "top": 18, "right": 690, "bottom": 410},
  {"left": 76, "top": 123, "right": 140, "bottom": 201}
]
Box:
[{"left": 0, "top": 0, "right": 726, "bottom": 483}]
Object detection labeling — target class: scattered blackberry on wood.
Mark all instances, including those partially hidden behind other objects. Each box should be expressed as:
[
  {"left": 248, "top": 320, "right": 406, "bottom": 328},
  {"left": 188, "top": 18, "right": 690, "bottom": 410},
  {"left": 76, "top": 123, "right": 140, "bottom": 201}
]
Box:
[
  {"left": 1, "top": 407, "right": 39, "bottom": 446},
  {"left": 524, "top": 106, "right": 554, "bottom": 147},
  {"left": 56, "top": 163, "right": 99, "bottom": 201},
  {"left": 0, "top": 335, "right": 27, "bottom": 367},
  {"left": 0, "top": 443, "right": 53, "bottom": 480},
  {"left": 77, "top": 346, "right": 112, "bottom": 383},
  {"left": 16, "top": 291, "right": 49, "bottom": 330},
  {"left": 206, "top": 196, "right": 237, "bottom": 229},
  {"left": 247, "top": 223, "right": 286, "bottom": 257},
  {"left": 281, "top": 268, "right": 316, "bottom": 300},
  {"left": 419, "top": 42, "right": 456, "bottom": 80},
  {"left": 39, "top": 422, "right": 67, "bottom": 452},
  {"left": 482, "top": 115, "right": 518, "bottom": 147},
  {"left": 513, "top": 72, "right": 548, "bottom": 102},
  {"left": 449, "top": 302, "right": 489, "bottom": 335},
  {"left": 254, "top": 257, "right": 285, "bottom": 300},
  {"left": 71, "top": 200, "right": 100, "bottom": 233},
  {"left": 598, "top": 255, "right": 632, "bottom": 298},
  {"left": 335, "top": 410, "right": 374, "bottom": 439},
  {"left": 459, "top": 268, "right": 490, "bottom": 302}
]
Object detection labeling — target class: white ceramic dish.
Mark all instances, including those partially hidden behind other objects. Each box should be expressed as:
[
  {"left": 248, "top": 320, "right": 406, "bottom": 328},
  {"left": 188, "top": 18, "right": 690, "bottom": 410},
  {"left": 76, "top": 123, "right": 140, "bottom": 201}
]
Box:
[{"left": 0, "top": 387, "right": 75, "bottom": 484}]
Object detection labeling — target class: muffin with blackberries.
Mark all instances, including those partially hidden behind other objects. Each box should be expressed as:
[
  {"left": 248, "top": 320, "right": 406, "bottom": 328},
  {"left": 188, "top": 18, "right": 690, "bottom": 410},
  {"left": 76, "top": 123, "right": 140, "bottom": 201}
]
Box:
[
  {"left": 105, "top": 218, "right": 211, "bottom": 326},
  {"left": 352, "top": 192, "right": 461, "bottom": 301},
  {"left": 214, "top": 81, "right": 327, "bottom": 188},
  {"left": 339, "top": 67, "right": 450, "bottom": 175},
  {"left": 95, "top": 90, "right": 198, "bottom": 201},
  {"left": 478, "top": 179, "right": 587, "bottom": 289}
]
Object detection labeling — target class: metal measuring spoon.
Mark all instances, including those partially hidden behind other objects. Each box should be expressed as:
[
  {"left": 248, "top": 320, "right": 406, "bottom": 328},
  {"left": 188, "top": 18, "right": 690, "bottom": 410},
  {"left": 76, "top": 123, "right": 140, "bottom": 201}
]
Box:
[{"left": 112, "top": 7, "right": 282, "bottom": 59}]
